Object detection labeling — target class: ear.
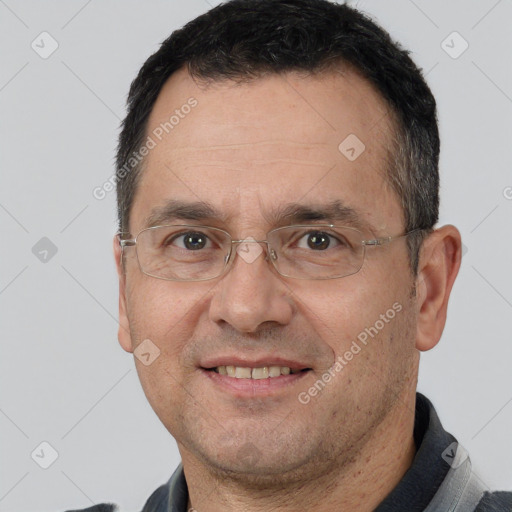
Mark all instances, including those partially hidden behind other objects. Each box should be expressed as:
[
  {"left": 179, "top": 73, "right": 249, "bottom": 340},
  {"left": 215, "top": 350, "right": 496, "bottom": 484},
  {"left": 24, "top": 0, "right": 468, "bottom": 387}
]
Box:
[
  {"left": 113, "top": 235, "right": 134, "bottom": 353},
  {"left": 415, "top": 225, "right": 462, "bottom": 352}
]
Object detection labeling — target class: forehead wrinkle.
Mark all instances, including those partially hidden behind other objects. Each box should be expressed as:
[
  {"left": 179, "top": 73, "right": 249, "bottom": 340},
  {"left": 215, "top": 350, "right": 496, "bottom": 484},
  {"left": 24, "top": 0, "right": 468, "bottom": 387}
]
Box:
[
  {"left": 163, "top": 140, "right": 331, "bottom": 153},
  {"left": 158, "top": 140, "right": 334, "bottom": 167},
  {"left": 171, "top": 159, "right": 334, "bottom": 173},
  {"left": 155, "top": 140, "right": 337, "bottom": 177}
]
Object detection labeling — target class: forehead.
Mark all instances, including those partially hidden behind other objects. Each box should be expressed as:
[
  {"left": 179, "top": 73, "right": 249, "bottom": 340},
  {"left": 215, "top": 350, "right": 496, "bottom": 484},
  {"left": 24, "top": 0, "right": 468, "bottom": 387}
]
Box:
[{"left": 130, "top": 67, "right": 402, "bottom": 235}]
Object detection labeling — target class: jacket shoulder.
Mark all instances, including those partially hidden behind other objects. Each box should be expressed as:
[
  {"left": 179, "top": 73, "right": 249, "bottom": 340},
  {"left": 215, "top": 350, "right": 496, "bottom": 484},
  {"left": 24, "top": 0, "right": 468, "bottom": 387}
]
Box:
[
  {"left": 63, "top": 504, "right": 118, "bottom": 512},
  {"left": 476, "top": 491, "right": 512, "bottom": 511}
]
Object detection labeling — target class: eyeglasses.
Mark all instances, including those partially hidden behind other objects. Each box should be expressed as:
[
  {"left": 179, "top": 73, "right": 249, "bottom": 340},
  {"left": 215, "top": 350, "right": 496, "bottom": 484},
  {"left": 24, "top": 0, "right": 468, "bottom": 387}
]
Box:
[{"left": 117, "top": 224, "right": 422, "bottom": 282}]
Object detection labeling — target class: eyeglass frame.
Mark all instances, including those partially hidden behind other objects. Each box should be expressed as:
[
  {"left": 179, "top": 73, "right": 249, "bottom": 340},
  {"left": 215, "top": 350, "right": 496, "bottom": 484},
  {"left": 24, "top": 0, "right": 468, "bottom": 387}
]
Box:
[{"left": 116, "top": 224, "right": 426, "bottom": 282}]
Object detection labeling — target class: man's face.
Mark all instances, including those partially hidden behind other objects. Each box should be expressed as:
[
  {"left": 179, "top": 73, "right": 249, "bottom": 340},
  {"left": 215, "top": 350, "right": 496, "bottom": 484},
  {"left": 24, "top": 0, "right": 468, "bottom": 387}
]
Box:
[{"left": 115, "top": 68, "right": 419, "bottom": 480}]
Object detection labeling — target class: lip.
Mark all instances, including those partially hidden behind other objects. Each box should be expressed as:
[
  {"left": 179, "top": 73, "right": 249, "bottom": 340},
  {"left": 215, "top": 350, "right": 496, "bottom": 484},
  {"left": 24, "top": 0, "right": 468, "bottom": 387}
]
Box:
[
  {"left": 201, "top": 367, "right": 311, "bottom": 397},
  {"left": 199, "top": 356, "right": 312, "bottom": 371}
]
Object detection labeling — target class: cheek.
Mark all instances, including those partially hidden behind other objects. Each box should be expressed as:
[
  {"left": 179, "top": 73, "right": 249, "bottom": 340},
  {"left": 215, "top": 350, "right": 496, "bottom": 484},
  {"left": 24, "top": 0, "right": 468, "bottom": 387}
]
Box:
[
  {"left": 125, "top": 279, "right": 202, "bottom": 421},
  {"left": 293, "top": 265, "right": 409, "bottom": 360},
  {"left": 125, "top": 277, "right": 198, "bottom": 361},
  {"left": 313, "top": 284, "right": 416, "bottom": 410}
]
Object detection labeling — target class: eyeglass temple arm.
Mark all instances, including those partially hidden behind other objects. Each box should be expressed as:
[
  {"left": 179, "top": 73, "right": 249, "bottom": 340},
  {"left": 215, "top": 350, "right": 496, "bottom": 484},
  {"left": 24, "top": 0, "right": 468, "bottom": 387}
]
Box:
[
  {"left": 364, "top": 228, "right": 424, "bottom": 246},
  {"left": 119, "top": 239, "right": 136, "bottom": 248},
  {"left": 363, "top": 236, "right": 392, "bottom": 246},
  {"left": 117, "top": 235, "right": 136, "bottom": 266},
  {"left": 117, "top": 232, "right": 136, "bottom": 249}
]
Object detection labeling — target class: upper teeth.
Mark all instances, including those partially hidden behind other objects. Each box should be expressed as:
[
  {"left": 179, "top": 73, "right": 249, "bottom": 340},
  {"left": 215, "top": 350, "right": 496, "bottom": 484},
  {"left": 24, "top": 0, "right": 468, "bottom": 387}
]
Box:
[{"left": 215, "top": 366, "right": 300, "bottom": 379}]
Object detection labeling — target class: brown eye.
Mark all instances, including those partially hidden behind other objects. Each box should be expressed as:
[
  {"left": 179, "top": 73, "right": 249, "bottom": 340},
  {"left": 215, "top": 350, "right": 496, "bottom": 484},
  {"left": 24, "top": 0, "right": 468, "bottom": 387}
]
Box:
[
  {"left": 296, "top": 230, "right": 342, "bottom": 251},
  {"left": 306, "top": 231, "right": 331, "bottom": 250},
  {"left": 169, "top": 231, "right": 210, "bottom": 250}
]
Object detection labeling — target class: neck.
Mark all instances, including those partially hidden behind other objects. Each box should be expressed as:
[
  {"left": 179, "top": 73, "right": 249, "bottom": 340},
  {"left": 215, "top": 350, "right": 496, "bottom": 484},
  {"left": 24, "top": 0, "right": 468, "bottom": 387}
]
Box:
[{"left": 182, "top": 387, "right": 418, "bottom": 512}]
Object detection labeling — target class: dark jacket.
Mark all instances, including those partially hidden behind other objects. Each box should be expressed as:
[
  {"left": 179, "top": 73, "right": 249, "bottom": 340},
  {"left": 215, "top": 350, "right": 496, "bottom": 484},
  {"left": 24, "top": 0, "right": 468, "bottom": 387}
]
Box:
[{"left": 65, "top": 393, "right": 512, "bottom": 511}]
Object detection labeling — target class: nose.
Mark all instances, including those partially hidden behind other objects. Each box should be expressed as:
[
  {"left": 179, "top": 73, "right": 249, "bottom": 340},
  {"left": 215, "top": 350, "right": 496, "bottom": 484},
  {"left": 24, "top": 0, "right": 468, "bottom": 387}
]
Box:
[{"left": 208, "top": 240, "right": 293, "bottom": 333}]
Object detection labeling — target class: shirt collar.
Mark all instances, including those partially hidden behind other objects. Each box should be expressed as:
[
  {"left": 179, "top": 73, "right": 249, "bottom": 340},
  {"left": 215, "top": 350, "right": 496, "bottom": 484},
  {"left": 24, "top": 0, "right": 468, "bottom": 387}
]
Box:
[{"left": 374, "top": 392, "right": 454, "bottom": 511}]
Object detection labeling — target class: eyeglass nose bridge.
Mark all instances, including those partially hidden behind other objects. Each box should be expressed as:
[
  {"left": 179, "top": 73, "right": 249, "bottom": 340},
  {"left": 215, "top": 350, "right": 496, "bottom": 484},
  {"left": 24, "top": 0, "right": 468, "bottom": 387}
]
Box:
[{"left": 226, "top": 238, "right": 278, "bottom": 265}]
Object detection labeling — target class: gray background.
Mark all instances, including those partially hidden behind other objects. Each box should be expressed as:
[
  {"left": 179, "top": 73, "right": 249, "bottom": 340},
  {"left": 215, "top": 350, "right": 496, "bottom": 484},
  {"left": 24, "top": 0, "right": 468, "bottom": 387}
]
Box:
[{"left": 1, "top": 0, "right": 511, "bottom": 510}]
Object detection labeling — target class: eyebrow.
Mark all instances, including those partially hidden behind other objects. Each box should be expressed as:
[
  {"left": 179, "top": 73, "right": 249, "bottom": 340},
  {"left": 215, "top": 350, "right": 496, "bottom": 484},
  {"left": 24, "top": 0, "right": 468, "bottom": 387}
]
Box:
[
  {"left": 143, "top": 200, "right": 230, "bottom": 229},
  {"left": 142, "top": 199, "right": 374, "bottom": 233},
  {"left": 268, "top": 200, "right": 375, "bottom": 232}
]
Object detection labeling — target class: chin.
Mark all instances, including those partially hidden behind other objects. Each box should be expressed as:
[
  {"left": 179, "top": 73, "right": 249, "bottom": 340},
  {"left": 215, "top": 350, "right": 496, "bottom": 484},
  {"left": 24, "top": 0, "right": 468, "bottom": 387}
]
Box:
[
  {"left": 209, "top": 456, "right": 315, "bottom": 488},
  {"left": 192, "top": 433, "right": 323, "bottom": 485}
]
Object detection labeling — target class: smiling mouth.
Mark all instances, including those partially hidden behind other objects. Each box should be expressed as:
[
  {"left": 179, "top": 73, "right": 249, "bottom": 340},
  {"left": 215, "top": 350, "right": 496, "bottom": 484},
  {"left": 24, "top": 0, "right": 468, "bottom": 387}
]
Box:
[{"left": 206, "top": 366, "right": 312, "bottom": 379}]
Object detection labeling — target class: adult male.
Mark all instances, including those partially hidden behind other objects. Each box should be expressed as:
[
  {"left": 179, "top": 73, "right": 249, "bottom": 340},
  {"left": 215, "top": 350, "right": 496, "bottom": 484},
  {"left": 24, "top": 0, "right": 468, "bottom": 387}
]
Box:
[{"left": 70, "top": 0, "right": 511, "bottom": 510}]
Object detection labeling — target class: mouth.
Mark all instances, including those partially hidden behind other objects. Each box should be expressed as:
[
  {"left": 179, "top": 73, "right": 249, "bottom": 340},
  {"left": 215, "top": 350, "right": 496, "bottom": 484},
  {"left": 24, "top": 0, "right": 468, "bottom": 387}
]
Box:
[
  {"left": 199, "top": 357, "right": 314, "bottom": 397},
  {"left": 200, "top": 363, "right": 313, "bottom": 397},
  {"left": 207, "top": 365, "right": 312, "bottom": 379}
]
